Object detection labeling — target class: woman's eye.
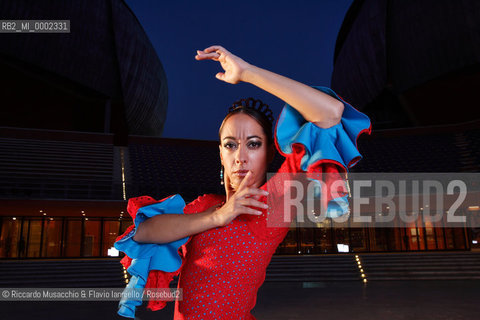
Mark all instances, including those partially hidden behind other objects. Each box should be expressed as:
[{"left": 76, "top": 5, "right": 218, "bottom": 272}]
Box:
[
  {"left": 224, "top": 142, "right": 236, "bottom": 149},
  {"left": 248, "top": 141, "right": 262, "bottom": 148}
]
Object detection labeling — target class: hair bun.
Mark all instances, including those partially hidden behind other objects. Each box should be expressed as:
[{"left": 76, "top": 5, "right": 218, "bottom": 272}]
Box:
[{"left": 229, "top": 98, "right": 274, "bottom": 124}]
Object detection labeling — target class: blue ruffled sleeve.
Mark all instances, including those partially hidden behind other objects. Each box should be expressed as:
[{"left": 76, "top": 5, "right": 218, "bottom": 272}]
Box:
[
  {"left": 113, "top": 194, "right": 189, "bottom": 318},
  {"left": 274, "top": 86, "right": 371, "bottom": 218}
]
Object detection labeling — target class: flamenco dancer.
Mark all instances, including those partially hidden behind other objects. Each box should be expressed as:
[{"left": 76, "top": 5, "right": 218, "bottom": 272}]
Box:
[{"left": 114, "top": 45, "right": 371, "bottom": 319}]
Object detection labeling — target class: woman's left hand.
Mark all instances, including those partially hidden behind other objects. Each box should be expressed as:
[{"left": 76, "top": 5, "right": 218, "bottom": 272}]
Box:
[{"left": 195, "top": 45, "right": 252, "bottom": 84}]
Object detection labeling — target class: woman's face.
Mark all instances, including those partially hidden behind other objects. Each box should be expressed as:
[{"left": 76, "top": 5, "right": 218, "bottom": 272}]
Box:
[{"left": 219, "top": 113, "right": 273, "bottom": 192}]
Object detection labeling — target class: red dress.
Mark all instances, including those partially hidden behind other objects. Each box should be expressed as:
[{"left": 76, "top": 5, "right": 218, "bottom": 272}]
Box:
[{"left": 115, "top": 86, "right": 371, "bottom": 319}]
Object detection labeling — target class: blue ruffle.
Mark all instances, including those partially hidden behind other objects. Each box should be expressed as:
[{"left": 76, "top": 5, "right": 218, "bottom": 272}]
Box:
[
  {"left": 307, "top": 181, "right": 351, "bottom": 218},
  {"left": 326, "top": 195, "right": 350, "bottom": 218},
  {"left": 114, "top": 194, "right": 189, "bottom": 319},
  {"left": 275, "top": 86, "right": 371, "bottom": 171},
  {"left": 275, "top": 86, "right": 370, "bottom": 218}
]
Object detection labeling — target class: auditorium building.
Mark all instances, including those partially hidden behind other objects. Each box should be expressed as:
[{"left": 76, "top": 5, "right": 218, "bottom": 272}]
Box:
[{"left": 1, "top": 0, "right": 479, "bottom": 259}]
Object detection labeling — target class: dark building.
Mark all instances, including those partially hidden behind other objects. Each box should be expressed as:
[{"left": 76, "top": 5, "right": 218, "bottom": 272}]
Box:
[
  {"left": 331, "top": 0, "right": 480, "bottom": 130},
  {"left": 0, "top": 0, "right": 168, "bottom": 140},
  {"left": 0, "top": 0, "right": 169, "bottom": 258}
]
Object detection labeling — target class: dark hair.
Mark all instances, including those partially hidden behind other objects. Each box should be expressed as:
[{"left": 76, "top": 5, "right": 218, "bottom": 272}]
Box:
[{"left": 218, "top": 98, "right": 274, "bottom": 146}]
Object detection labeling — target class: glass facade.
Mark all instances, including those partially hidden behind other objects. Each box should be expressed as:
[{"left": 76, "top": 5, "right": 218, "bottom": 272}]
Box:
[
  {"left": 274, "top": 208, "right": 471, "bottom": 254},
  {"left": 0, "top": 211, "right": 473, "bottom": 258},
  {"left": 0, "top": 217, "right": 130, "bottom": 258},
  {"left": 42, "top": 218, "right": 62, "bottom": 257}
]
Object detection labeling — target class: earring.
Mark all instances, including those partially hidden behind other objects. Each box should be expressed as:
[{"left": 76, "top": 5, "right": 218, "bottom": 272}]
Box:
[{"left": 220, "top": 166, "right": 224, "bottom": 185}]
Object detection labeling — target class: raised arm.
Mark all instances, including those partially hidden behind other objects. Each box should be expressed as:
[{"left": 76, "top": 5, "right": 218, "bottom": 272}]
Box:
[{"left": 195, "top": 45, "right": 344, "bottom": 128}]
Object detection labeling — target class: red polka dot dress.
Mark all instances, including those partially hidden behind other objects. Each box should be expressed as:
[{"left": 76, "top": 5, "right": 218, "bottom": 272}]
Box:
[
  {"left": 174, "top": 192, "right": 284, "bottom": 320},
  {"left": 114, "top": 86, "right": 371, "bottom": 319}
]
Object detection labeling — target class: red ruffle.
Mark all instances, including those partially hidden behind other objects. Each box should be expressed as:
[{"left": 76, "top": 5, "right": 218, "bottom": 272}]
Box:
[{"left": 117, "top": 193, "right": 226, "bottom": 312}]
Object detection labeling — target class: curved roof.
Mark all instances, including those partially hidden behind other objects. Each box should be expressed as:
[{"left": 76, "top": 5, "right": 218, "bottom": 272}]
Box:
[
  {"left": 332, "top": 0, "right": 480, "bottom": 110},
  {"left": 0, "top": 0, "right": 167, "bottom": 136}
]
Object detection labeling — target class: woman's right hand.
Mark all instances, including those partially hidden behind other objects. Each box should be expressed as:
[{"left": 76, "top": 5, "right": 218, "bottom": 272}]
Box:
[{"left": 213, "top": 171, "right": 269, "bottom": 227}]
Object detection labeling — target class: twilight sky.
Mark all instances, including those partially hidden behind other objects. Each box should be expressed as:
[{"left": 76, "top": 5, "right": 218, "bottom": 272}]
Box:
[{"left": 124, "top": 0, "right": 354, "bottom": 141}]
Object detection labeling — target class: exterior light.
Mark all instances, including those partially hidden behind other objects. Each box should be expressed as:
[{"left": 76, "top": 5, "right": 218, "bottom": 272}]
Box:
[{"left": 108, "top": 247, "right": 119, "bottom": 257}]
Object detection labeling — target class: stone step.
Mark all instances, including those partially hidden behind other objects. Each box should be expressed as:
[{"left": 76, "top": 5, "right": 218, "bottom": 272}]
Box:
[
  {"left": 359, "top": 257, "right": 480, "bottom": 262},
  {"left": 0, "top": 266, "right": 123, "bottom": 272},
  {"left": 2, "top": 253, "right": 480, "bottom": 285},
  {"left": 265, "top": 277, "right": 361, "bottom": 282},
  {"left": 365, "top": 271, "right": 480, "bottom": 276},
  {"left": 0, "top": 273, "right": 124, "bottom": 281},
  {"left": 367, "top": 275, "right": 480, "bottom": 281},
  {"left": 0, "top": 279, "right": 126, "bottom": 288},
  {"left": 363, "top": 265, "right": 480, "bottom": 270},
  {"left": 268, "top": 264, "right": 355, "bottom": 269}
]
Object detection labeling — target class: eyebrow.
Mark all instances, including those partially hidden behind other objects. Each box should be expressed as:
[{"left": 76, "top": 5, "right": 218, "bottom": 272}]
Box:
[{"left": 222, "top": 135, "right": 262, "bottom": 141}]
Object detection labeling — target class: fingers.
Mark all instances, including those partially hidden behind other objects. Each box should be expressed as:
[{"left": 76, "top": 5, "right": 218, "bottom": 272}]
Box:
[
  {"left": 244, "top": 188, "right": 269, "bottom": 199},
  {"left": 195, "top": 50, "right": 220, "bottom": 61},
  {"left": 240, "top": 205, "right": 264, "bottom": 216},
  {"left": 236, "top": 171, "right": 269, "bottom": 200},
  {"left": 239, "top": 185, "right": 269, "bottom": 198},
  {"left": 241, "top": 198, "right": 269, "bottom": 210},
  {"left": 237, "top": 171, "right": 254, "bottom": 190},
  {"left": 215, "top": 72, "right": 226, "bottom": 81},
  {"left": 196, "top": 45, "right": 230, "bottom": 61},
  {"left": 204, "top": 45, "right": 227, "bottom": 54}
]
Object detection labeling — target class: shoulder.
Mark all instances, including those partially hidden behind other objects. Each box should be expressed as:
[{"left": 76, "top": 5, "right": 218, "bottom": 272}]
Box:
[{"left": 184, "top": 193, "right": 226, "bottom": 214}]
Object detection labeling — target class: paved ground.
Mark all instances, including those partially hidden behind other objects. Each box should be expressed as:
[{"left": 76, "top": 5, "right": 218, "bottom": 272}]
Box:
[{"left": 2, "top": 280, "right": 479, "bottom": 319}]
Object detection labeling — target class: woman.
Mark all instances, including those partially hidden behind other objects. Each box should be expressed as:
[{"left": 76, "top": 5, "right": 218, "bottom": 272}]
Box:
[{"left": 114, "top": 45, "right": 371, "bottom": 319}]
